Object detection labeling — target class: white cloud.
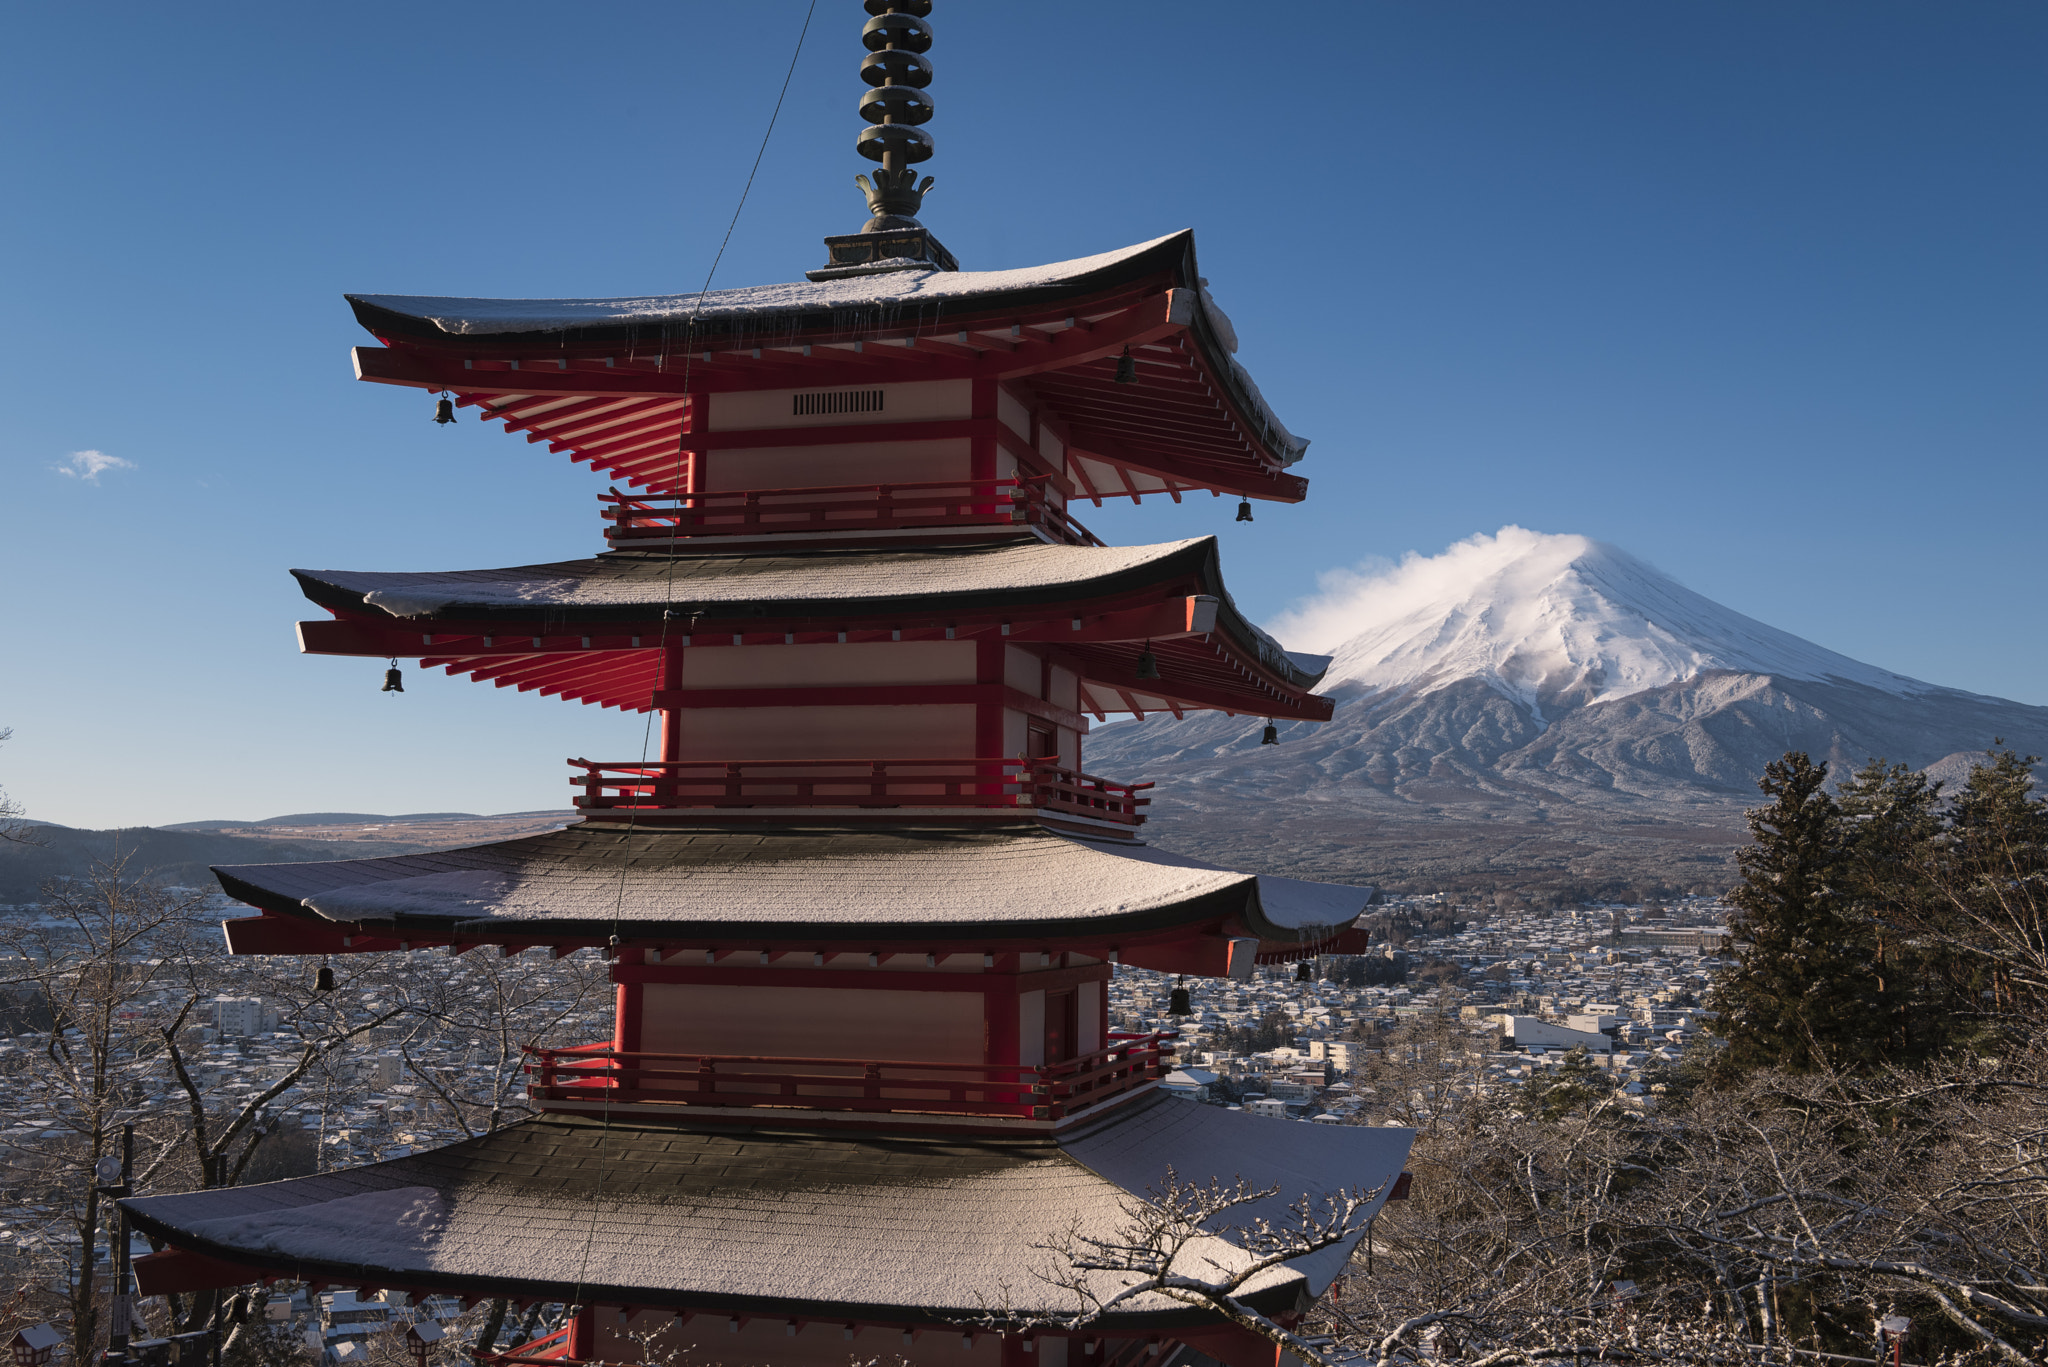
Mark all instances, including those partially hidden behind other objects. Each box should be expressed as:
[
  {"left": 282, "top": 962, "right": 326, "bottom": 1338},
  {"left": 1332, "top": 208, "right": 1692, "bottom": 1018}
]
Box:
[
  {"left": 55, "top": 450, "right": 137, "bottom": 484},
  {"left": 1270, "top": 526, "right": 1574, "bottom": 653}
]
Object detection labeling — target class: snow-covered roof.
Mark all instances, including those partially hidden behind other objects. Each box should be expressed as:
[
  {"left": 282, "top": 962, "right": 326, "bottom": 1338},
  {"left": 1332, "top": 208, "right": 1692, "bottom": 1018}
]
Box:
[
  {"left": 350, "top": 235, "right": 1187, "bottom": 338},
  {"left": 299, "top": 538, "right": 1210, "bottom": 621},
  {"left": 348, "top": 229, "right": 1308, "bottom": 472},
  {"left": 125, "top": 1098, "right": 1411, "bottom": 1323},
  {"left": 212, "top": 821, "right": 1370, "bottom": 947},
  {"left": 293, "top": 536, "right": 1333, "bottom": 700}
]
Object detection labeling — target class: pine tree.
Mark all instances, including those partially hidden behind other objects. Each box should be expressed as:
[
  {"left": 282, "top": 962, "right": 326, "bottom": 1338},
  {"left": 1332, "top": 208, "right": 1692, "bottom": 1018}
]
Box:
[
  {"left": 1934, "top": 745, "right": 2048, "bottom": 1029},
  {"left": 1707, "top": 752, "right": 1893, "bottom": 1075},
  {"left": 1834, "top": 757, "right": 1956, "bottom": 1063}
]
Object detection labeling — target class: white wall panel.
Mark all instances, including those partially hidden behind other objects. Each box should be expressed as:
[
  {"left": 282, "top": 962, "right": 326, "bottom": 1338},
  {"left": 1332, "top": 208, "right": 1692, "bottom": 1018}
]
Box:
[
  {"left": 681, "top": 642, "right": 976, "bottom": 688},
  {"left": 1004, "top": 645, "right": 1042, "bottom": 696},
  {"left": 674, "top": 705, "right": 974, "bottom": 759},
  {"left": 709, "top": 379, "right": 971, "bottom": 431},
  {"left": 704, "top": 438, "right": 969, "bottom": 490},
  {"left": 639, "top": 984, "right": 984, "bottom": 1062},
  {"left": 996, "top": 386, "right": 1030, "bottom": 441}
]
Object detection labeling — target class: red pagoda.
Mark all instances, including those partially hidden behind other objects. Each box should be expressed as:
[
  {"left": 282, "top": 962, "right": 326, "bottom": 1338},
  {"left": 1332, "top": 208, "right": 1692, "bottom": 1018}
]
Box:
[{"left": 123, "top": 6, "right": 1412, "bottom": 1366}]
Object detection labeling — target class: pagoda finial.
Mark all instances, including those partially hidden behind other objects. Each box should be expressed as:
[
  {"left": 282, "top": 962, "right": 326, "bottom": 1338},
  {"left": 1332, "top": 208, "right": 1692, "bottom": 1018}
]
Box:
[
  {"left": 808, "top": 0, "right": 957, "bottom": 279},
  {"left": 854, "top": 0, "right": 936, "bottom": 229}
]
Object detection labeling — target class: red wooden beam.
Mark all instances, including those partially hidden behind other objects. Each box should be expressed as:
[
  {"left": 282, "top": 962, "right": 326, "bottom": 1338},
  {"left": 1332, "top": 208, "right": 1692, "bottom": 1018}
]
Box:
[
  {"left": 1068, "top": 435, "right": 1308, "bottom": 501},
  {"left": 301, "top": 595, "right": 1223, "bottom": 655},
  {"left": 134, "top": 1247, "right": 276, "bottom": 1296},
  {"left": 221, "top": 913, "right": 355, "bottom": 956},
  {"left": 677, "top": 417, "right": 984, "bottom": 455},
  {"left": 986, "top": 293, "right": 1192, "bottom": 382}
]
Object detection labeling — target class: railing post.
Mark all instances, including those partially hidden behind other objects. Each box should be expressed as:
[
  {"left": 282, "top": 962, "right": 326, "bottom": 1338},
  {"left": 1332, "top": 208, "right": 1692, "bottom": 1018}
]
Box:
[
  {"left": 697, "top": 1057, "right": 716, "bottom": 1100},
  {"left": 864, "top": 1061, "right": 882, "bottom": 1103}
]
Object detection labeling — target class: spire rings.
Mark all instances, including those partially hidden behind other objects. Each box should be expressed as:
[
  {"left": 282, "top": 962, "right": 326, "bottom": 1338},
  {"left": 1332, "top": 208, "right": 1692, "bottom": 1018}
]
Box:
[
  {"left": 857, "top": 124, "right": 934, "bottom": 164},
  {"left": 858, "top": 84, "right": 934, "bottom": 126},
  {"left": 860, "top": 49, "right": 931, "bottom": 87},
  {"left": 861, "top": 12, "right": 932, "bottom": 53}
]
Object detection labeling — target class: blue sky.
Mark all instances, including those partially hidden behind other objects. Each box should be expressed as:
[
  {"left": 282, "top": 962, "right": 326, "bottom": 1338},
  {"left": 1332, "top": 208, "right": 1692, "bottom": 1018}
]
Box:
[{"left": 3, "top": 2, "right": 2043, "bottom": 828}]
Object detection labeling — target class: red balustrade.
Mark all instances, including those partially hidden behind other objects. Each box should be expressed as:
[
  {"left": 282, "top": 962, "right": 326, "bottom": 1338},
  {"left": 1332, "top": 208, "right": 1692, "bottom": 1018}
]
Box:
[
  {"left": 568, "top": 756, "right": 1151, "bottom": 825},
  {"left": 475, "top": 1325, "right": 573, "bottom": 1365},
  {"left": 524, "top": 1032, "right": 1177, "bottom": 1122},
  {"left": 600, "top": 475, "right": 1103, "bottom": 547}
]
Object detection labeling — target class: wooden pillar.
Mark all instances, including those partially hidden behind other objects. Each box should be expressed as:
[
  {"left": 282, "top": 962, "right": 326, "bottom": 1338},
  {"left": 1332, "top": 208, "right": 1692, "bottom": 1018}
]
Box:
[
  {"left": 971, "top": 378, "right": 999, "bottom": 482},
  {"left": 684, "top": 390, "right": 708, "bottom": 495},
  {"left": 659, "top": 645, "right": 685, "bottom": 766},
  {"left": 984, "top": 964, "right": 1021, "bottom": 1081},
  {"left": 613, "top": 978, "right": 643, "bottom": 1056},
  {"left": 1001, "top": 1329, "right": 1033, "bottom": 1367},
  {"left": 567, "top": 1304, "right": 597, "bottom": 1362},
  {"left": 975, "top": 641, "right": 1006, "bottom": 775}
]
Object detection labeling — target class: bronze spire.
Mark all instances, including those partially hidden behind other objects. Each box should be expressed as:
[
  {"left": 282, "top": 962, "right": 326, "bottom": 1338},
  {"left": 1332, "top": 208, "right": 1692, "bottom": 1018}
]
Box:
[{"left": 809, "top": 0, "right": 958, "bottom": 279}]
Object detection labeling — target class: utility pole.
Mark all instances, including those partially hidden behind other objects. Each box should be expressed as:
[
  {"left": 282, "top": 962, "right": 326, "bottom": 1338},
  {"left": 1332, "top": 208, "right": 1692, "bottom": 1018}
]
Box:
[{"left": 95, "top": 1123, "right": 135, "bottom": 1364}]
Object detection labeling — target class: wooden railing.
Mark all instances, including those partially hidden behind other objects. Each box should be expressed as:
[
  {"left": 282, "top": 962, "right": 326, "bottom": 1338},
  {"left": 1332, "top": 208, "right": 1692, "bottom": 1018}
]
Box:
[
  {"left": 525, "top": 1031, "right": 1177, "bottom": 1122},
  {"left": 568, "top": 756, "right": 1151, "bottom": 825},
  {"left": 600, "top": 475, "right": 1104, "bottom": 547},
  {"left": 475, "top": 1325, "right": 573, "bottom": 1366}
]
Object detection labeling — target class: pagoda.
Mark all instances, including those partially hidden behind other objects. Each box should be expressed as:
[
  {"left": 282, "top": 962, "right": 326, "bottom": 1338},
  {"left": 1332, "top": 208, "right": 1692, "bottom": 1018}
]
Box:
[{"left": 122, "top": 6, "right": 1412, "bottom": 1366}]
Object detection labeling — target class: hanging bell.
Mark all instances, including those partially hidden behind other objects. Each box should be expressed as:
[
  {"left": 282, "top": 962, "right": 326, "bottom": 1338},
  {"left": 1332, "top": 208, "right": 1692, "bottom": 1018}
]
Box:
[
  {"left": 1295, "top": 959, "right": 1314, "bottom": 983},
  {"left": 1261, "top": 722, "right": 1279, "bottom": 745},
  {"left": 382, "top": 666, "right": 405, "bottom": 693},
  {"left": 315, "top": 964, "right": 336, "bottom": 992},
  {"left": 1114, "top": 347, "right": 1138, "bottom": 385},
  {"left": 433, "top": 396, "right": 457, "bottom": 425},
  {"left": 1235, "top": 499, "right": 1254, "bottom": 523},
  {"left": 1168, "top": 979, "right": 1192, "bottom": 1016},
  {"left": 1135, "top": 643, "right": 1160, "bottom": 681}
]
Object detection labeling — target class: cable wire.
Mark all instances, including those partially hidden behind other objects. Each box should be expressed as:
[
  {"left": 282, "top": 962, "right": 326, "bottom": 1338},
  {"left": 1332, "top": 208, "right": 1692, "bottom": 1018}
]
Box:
[{"left": 565, "top": 0, "right": 820, "bottom": 1325}]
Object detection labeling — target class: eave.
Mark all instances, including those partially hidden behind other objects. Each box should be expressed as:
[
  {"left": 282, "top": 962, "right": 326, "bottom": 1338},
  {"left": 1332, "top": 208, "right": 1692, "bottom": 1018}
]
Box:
[
  {"left": 346, "top": 231, "right": 1310, "bottom": 503},
  {"left": 287, "top": 538, "right": 1334, "bottom": 721}
]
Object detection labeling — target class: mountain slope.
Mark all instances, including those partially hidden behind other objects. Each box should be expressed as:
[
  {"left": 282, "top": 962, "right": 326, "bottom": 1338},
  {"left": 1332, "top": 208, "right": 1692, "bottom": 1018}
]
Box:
[{"left": 1087, "top": 528, "right": 2048, "bottom": 898}]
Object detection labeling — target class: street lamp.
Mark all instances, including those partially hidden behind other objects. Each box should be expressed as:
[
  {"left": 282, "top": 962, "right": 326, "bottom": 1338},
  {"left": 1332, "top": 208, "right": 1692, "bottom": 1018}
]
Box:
[
  {"left": 405, "top": 1320, "right": 445, "bottom": 1367},
  {"left": 9, "top": 1325, "right": 62, "bottom": 1367}
]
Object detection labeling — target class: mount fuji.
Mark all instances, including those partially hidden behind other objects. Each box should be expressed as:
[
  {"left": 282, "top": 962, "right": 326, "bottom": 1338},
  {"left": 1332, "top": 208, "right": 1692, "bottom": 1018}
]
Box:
[{"left": 1087, "top": 528, "right": 2048, "bottom": 899}]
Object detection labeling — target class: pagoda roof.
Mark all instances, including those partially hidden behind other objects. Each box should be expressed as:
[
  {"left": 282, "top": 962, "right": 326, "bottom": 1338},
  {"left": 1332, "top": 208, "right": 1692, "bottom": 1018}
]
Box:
[
  {"left": 300, "top": 537, "right": 1217, "bottom": 624},
  {"left": 352, "top": 235, "right": 1220, "bottom": 349},
  {"left": 346, "top": 231, "right": 1311, "bottom": 502},
  {"left": 213, "top": 821, "right": 1374, "bottom": 957},
  {"left": 293, "top": 536, "right": 1334, "bottom": 719},
  {"left": 123, "top": 1098, "right": 1411, "bottom": 1328}
]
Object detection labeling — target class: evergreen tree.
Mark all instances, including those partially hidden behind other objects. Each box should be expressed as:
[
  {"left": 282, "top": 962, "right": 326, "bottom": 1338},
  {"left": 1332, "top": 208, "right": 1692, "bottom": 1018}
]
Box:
[
  {"left": 1834, "top": 757, "right": 1956, "bottom": 1062},
  {"left": 1708, "top": 752, "right": 1893, "bottom": 1075},
  {"left": 1522, "top": 1044, "right": 1613, "bottom": 1119},
  {"left": 1933, "top": 745, "right": 2048, "bottom": 1029}
]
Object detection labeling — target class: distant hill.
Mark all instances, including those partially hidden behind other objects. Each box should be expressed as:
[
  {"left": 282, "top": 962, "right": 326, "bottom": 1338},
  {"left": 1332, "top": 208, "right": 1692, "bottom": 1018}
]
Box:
[
  {"left": 0, "top": 825, "right": 441, "bottom": 903},
  {"left": 162, "top": 812, "right": 485, "bottom": 831},
  {"left": 1087, "top": 528, "right": 2048, "bottom": 901},
  {"left": 0, "top": 811, "right": 574, "bottom": 904}
]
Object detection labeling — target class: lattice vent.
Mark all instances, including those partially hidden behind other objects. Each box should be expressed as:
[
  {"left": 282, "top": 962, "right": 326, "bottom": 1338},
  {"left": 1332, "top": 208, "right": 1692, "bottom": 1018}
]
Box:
[{"left": 792, "top": 389, "right": 885, "bottom": 417}]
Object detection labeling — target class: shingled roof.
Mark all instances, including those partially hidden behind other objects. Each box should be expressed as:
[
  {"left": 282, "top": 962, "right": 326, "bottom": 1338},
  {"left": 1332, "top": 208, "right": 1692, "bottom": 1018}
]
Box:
[
  {"left": 213, "top": 821, "right": 1373, "bottom": 946},
  {"left": 346, "top": 231, "right": 1308, "bottom": 475},
  {"left": 123, "top": 1096, "right": 1411, "bottom": 1328},
  {"left": 291, "top": 536, "right": 1330, "bottom": 695}
]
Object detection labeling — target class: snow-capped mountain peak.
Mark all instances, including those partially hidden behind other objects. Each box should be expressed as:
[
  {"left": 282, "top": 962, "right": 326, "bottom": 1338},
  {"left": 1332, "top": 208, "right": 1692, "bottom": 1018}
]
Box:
[{"left": 1271, "top": 527, "right": 1931, "bottom": 720}]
